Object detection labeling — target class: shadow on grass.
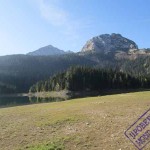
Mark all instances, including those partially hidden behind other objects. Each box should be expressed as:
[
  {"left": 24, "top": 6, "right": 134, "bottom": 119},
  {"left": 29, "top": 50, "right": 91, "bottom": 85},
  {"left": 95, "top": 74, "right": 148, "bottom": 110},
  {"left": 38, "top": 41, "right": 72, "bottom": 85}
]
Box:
[{"left": 66, "top": 88, "right": 150, "bottom": 99}]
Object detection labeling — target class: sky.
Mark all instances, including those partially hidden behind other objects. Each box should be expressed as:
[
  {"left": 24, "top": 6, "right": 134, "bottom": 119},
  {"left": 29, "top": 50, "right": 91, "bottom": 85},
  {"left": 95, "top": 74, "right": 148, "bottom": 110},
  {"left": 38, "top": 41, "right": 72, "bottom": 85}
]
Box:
[{"left": 0, "top": 0, "right": 150, "bottom": 56}]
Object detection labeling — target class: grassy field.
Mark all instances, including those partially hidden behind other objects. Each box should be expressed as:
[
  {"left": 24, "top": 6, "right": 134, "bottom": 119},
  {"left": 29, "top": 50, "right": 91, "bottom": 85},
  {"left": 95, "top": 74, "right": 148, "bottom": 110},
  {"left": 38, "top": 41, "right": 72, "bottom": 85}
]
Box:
[{"left": 0, "top": 91, "right": 150, "bottom": 150}]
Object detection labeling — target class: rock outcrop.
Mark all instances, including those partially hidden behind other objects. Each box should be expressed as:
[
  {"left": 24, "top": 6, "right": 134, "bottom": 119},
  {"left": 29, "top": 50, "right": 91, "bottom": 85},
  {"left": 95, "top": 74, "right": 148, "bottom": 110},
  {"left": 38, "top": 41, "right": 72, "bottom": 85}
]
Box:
[{"left": 81, "top": 33, "right": 138, "bottom": 53}]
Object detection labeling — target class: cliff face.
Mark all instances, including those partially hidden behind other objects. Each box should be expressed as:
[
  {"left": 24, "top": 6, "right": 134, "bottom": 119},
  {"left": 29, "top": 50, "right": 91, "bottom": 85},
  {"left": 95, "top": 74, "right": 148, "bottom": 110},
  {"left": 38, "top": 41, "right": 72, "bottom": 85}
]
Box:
[{"left": 81, "top": 33, "right": 138, "bottom": 53}]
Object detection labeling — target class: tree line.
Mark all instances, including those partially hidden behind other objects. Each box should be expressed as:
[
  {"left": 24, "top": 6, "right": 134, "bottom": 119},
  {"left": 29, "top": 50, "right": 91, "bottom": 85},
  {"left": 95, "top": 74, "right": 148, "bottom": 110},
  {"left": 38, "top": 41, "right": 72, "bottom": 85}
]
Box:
[{"left": 29, "top": 66, "right": 150, "bottom": 93}]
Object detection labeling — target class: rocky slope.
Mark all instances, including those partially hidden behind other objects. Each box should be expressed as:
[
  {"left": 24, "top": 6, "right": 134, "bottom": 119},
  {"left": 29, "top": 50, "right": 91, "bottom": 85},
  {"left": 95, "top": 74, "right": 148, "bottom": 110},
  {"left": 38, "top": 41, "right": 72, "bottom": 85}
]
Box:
[
  {"left": 81, "top": 33, "right": 138, "bottom": 53},
  {"left": 81, "top": 33, "right": 150, "bottom": 60}
]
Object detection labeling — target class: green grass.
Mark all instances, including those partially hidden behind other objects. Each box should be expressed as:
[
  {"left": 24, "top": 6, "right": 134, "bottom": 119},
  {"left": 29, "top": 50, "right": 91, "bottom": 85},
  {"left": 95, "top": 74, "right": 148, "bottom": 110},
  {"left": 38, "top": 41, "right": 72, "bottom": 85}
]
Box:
[{"left": 0, "top": 91, "right": 150, "bottom": 150}]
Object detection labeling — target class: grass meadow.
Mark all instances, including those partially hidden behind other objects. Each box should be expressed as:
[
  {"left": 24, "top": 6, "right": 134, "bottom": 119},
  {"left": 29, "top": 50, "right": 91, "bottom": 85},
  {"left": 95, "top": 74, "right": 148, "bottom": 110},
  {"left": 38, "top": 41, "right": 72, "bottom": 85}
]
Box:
[{"left": 0, "top": 91, "right": 150, "bottom": 150}]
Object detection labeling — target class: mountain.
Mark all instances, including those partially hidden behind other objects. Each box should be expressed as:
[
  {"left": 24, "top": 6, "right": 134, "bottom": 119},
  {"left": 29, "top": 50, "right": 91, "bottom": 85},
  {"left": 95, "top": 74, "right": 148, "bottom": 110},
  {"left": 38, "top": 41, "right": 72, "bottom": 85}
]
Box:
[
  {"left": 0, "top": 33, "right": 150, "bottom": 94},
  {"left": 81, "top": 33, "right": 150, "bottom": 60},
  {"left": 81, "top": 33, "right": 138, "bottom": 53},
  {"left": 27, "top": 45, "right": 67, "bottom": 56}
]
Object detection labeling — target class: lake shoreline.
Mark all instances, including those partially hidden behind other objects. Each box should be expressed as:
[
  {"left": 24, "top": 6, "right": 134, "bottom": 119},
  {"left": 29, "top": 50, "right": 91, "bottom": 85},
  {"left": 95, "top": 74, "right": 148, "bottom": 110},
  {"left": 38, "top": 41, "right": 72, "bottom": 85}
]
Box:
[
  {"left": 1, "top": 88, "right": 150, "bottom": 98},
  {"left": 27, "top": 88, "right": 150, "bottom": 99}
]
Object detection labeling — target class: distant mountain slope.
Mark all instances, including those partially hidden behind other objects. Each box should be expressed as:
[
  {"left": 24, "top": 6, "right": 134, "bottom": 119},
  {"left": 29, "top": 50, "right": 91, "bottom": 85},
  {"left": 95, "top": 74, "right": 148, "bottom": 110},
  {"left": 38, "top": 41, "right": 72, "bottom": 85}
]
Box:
[
  {"left": 27, "top": 45, "right": 66, "bottom": 56},
  {"left": 0, "top": 54, "right": 96, "bottom": 93}
]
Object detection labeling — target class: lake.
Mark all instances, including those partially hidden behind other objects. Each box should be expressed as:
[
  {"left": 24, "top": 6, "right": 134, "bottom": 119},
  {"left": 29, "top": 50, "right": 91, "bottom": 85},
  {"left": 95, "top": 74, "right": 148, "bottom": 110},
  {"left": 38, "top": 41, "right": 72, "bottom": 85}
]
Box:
[{"left": 0, "top": 96, "right": 65, "bottom": 107}]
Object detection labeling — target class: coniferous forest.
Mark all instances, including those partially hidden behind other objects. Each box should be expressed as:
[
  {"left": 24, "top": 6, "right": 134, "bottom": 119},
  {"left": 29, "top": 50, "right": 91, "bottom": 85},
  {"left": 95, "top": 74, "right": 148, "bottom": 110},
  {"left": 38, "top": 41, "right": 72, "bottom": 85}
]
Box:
[
  {"left": 29, "top": 66, "right": 150, "bottom": 93},
  {"left": 1, "top": 53, "right": 150, "bottom": 94}
]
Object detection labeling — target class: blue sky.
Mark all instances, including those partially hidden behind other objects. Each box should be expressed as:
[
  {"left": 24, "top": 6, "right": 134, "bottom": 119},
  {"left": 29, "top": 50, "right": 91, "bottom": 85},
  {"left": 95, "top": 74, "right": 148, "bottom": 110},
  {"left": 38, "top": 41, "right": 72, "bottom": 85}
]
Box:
[{"left": 0, "top": 0, "right": 150, "bottom": 55}]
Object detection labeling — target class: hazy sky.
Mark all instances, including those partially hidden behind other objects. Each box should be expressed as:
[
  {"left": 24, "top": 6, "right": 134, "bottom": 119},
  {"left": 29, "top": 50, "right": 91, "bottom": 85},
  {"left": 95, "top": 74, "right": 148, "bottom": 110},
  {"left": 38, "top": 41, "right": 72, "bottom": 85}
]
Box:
[{"left": 0, "top": 0, "right": 150, "bottom": 56}]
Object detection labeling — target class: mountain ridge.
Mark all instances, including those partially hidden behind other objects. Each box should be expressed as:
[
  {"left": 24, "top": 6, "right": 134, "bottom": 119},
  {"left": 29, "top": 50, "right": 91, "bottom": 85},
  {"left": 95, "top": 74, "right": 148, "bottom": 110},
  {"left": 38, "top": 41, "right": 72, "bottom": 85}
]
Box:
[
  {"left": 26, "top": 33, "right": 149, "bottom": 58},
  {"left": 27, "top": 45, "right": 72, "bottom": 56}
]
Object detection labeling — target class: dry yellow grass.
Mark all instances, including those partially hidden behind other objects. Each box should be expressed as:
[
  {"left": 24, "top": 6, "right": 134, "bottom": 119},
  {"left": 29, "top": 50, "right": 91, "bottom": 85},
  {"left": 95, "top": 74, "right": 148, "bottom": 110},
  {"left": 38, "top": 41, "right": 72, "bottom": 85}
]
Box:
[{"left": 0, "top": 91, "right": 150, "bottom": 150}]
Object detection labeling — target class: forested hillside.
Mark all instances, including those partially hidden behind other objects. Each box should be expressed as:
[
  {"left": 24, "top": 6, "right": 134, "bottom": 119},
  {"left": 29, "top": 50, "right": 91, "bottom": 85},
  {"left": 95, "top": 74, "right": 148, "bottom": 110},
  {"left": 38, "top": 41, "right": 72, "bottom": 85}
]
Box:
[
  {"left": 0, "top": 52, "right": 150, "bottom": 94},
  {"left": 29, "top": 66, "right": 150, "bottom": 93},
  {"left": 83, "top": 52, "right": 150, "bottom": 77},
  {"left": 0, "top": 54, "right": 95, "bottom": 93}
]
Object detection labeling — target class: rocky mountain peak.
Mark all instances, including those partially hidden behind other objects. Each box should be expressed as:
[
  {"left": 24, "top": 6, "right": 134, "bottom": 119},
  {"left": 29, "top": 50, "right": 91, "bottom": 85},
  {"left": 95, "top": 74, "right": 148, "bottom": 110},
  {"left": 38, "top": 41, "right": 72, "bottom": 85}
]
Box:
[{"left": 81, "top": 33, "right": 138, "bottom": 53}]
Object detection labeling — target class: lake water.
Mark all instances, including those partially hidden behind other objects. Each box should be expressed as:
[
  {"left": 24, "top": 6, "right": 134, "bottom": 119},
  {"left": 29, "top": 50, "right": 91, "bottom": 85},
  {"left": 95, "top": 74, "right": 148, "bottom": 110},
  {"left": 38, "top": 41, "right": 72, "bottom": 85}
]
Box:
[{"left": 0, "top": 96, "right": 65, "bottom": 107}]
